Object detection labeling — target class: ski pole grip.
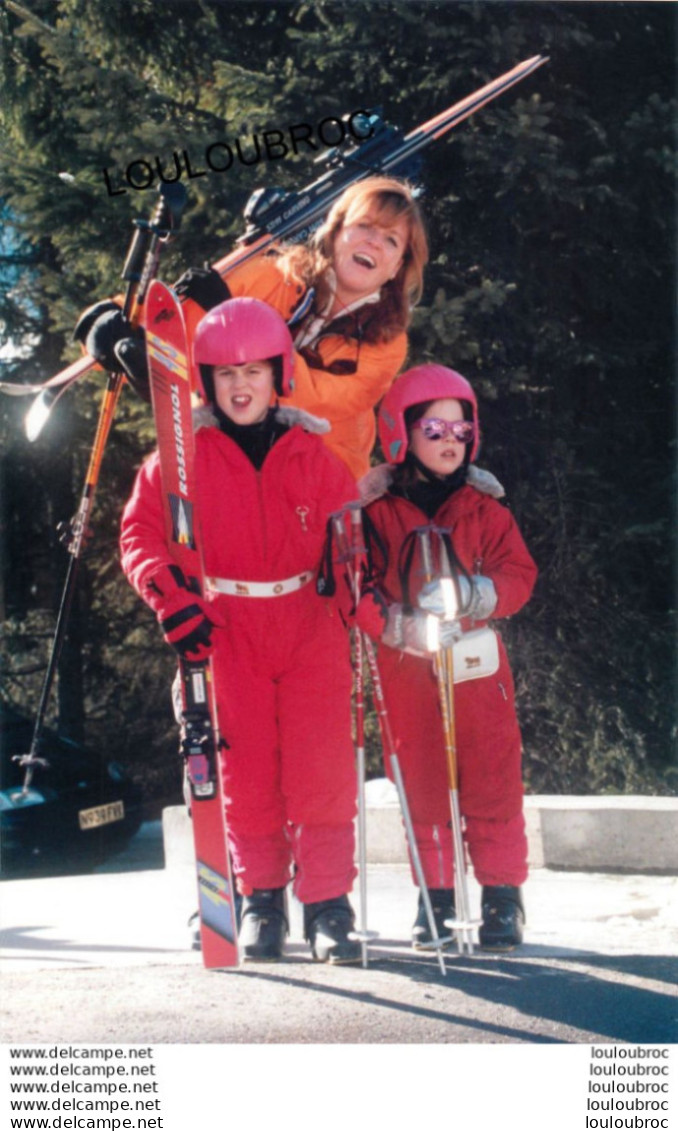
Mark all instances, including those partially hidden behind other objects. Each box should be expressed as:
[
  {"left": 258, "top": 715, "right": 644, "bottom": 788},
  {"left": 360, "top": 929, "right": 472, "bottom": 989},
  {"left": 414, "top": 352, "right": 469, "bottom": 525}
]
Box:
[
  {"left": 156, "top": 182, "right": 188, "bottom": 232},
  {"left": 121, "top": 224, "right": 152, "bottom": 284},
  {"left": 121, "top": 184, "right": 188, "bottom": 285},
  {"left": 416, "top": 526, "right": 434, "bottom": 582}
]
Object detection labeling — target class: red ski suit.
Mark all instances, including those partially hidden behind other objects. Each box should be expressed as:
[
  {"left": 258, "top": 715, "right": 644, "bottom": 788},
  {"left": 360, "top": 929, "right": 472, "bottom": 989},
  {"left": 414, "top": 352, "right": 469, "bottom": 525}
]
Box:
[
  {"left": 120, "top": 406, "right": 359, "bottom": 903},
  {"left": 360, "top": 469, "right": 537, "bottom": 888}
]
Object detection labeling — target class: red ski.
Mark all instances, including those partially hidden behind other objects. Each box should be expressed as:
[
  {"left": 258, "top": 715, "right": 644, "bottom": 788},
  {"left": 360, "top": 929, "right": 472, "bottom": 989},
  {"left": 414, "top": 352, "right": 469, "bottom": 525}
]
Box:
[{"left": 145, "top": 279, "right": 239, "bottom": 969}]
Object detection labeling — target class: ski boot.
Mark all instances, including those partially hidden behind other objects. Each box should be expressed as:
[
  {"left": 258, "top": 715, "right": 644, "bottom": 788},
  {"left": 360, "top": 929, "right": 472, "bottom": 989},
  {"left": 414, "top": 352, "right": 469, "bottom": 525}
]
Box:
[
  {"left": 478, "top": 885, "right": 525, "bottom": 951},
  {"left": 188, "top": 912, "right": 201, "bottom": 952},
  {"left": 411, "top": 888, "right": 455, "bottom": 950},
  {"left": 304, "top": 895, "right": 362, "bottom": 965},
  {"left": 188, "top": 890, "right": 242, "bottom": 951},
  {"left": 238, "top": 888, "right": 288, "bottom": 961}
]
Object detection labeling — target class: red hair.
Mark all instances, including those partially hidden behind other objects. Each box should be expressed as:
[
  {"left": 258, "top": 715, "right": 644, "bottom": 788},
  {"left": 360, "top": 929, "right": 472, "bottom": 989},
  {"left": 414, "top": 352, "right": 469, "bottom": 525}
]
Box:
[{"left": 280, "top": 176, "right": 428, "bottom": 342}]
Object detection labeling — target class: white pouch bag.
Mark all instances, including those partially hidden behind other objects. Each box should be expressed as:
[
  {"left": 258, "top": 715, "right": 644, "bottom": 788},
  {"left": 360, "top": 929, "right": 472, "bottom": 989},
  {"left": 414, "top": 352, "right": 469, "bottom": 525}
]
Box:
[{"left": 452, "top": 626, "right": 500, "bottom": 683}]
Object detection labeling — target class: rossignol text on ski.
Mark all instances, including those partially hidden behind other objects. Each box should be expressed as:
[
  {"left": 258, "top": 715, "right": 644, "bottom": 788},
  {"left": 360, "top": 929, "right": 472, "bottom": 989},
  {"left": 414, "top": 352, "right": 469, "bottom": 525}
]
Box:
[{"left": 145, "top": 279, "right": 239, "bottom": 969}]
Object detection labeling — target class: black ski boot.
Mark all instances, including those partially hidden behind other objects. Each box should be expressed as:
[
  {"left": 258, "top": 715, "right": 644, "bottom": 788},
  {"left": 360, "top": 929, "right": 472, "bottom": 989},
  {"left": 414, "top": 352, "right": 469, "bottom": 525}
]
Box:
[
  {"left": 411, "top": 888, "right": 456, "bottom": 950},
  {"left": 479, "top": 885, "right": 525, "bottom": 951},
  {"left": 304, "top": 895, "right": 361, "bottom": 964},
  {"left": 188, "top": 911, "right": 201, "bottom": 952},
  {"left": 188, "top": 890, "right": 242, "bottom": 951},
  {"left": 239, "top": 888, "right": 288, "bottom": 961}
]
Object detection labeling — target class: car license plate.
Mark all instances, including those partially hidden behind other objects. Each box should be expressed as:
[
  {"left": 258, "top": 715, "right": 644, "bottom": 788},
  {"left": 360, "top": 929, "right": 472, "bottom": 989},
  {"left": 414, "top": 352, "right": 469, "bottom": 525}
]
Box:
[{"left": 78, "top": 800, "right": 125, "bottom": 830}]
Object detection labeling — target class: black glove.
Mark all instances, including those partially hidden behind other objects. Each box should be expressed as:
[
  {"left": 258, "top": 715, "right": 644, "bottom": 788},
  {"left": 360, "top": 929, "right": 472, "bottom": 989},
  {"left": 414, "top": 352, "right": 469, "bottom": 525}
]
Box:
[
  {"left": 174, "top": 265, "right": 230, "bottom": 311},
  {"left": 73, "top": 301, "right": 150, "bottom": 400},
  {"left": 84, "top": 307, "right": 132, "bottom": 371},
  {"left": 73, "top": 299, "right": 122, "bottom": 348},
  {"left": 145, "top": 564, "right": 223, "bottom": 662},
  {"left": 162, "top": 605, "right": 215, "bottom": 662},
  {"left": 114, "top": 332, "right": 150, "bottom": 402}
]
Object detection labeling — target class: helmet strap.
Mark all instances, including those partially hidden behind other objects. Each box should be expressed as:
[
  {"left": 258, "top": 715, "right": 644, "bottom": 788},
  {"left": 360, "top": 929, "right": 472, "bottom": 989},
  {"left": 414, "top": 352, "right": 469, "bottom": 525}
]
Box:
[{"left": 199, "top": 364, "right": 215, "bottom": 404}]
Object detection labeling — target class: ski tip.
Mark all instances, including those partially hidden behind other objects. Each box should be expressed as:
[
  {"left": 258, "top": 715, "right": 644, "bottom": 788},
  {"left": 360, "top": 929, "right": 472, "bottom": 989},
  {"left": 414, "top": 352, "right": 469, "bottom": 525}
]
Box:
[{"left": 25, "top": 390, "right": 56, "bottom": 442}]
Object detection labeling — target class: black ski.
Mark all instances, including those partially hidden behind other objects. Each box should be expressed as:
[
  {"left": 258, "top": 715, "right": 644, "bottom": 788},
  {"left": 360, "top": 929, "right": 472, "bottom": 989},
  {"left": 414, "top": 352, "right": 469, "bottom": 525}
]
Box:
[{"left": 4, "top": 54, "right": 547, "bottom": 417}]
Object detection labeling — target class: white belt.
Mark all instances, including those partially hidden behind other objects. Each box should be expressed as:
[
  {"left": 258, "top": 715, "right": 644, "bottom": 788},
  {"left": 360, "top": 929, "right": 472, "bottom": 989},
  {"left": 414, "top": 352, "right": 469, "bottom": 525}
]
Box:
[{"left": 205, "top": 571, "right": 314, "bottom": 598}]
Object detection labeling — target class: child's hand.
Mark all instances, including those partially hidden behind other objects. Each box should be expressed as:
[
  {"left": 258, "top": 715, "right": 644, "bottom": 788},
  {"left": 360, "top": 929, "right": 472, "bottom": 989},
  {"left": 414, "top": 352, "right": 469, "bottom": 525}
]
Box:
[
  {"left": 418, "top": 578, "right": 459, "bottom": 619},
  {"left": 355, "top": 585, "right": 390, "bottom": 639},
  {"left": 381, "top": 606, "right": 461, "bottom": 655},
  {"left": 418, "top": 575, "right": 497, "bottom": 621},
  {"left": 159, "top": 591, "right": 217, "bottom": 661},
  {"left": 143, "top": 564, "right": 224, "bottom": 662}
]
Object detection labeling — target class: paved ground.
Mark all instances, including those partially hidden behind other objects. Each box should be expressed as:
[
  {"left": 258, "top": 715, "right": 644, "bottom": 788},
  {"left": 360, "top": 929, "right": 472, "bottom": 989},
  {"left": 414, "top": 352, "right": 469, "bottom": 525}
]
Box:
[{"left": 1, "top": 824, "right": 676, "bottom": 1045}]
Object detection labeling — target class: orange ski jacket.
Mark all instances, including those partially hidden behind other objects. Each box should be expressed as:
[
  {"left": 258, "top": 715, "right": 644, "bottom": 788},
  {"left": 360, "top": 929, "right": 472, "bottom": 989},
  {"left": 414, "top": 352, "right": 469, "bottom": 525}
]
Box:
[{"left": 182, "top": 253, "right": 408, "bottom": 479}]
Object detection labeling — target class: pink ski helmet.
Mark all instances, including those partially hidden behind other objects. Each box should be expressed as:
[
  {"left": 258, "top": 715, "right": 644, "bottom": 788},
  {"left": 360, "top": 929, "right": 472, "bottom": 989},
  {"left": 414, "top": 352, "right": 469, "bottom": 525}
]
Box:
[
  {"left": 193, "top": 297, "right": 295, "bottom": 400},
  {"left": 378, "top": 364, "right": 480, "bottom": 463}
]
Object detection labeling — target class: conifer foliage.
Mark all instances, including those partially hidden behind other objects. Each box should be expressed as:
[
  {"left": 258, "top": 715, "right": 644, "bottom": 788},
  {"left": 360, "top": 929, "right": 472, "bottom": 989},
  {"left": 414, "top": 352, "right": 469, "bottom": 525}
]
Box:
[{"left": 1, "top": 1, "right": 675, "bottom": 804}]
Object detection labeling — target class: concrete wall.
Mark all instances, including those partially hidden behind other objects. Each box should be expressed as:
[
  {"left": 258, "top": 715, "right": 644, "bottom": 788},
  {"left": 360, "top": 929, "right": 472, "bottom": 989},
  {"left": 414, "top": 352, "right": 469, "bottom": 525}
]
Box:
[{"left": 163, "top": 780, "right": 678, "bottom": 874}]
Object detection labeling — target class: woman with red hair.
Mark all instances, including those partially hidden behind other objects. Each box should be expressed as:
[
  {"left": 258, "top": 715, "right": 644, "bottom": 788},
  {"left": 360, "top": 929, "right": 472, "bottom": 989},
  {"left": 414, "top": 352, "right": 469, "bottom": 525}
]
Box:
[
  {"left": 175, "top": 176, "right": 428, "bottom": 479},
  {"left": 80, "top": 178, "right": 427, "bottom": 477},
  {"left": 79, "top": 178, "right": 427, "bottom": 477}
]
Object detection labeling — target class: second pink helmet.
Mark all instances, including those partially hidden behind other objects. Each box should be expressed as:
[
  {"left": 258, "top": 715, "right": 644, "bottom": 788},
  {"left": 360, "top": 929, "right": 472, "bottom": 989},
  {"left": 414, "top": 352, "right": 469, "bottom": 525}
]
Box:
[
  {"left": 193, "top": 297, "right": 295, "bottom": 399},
  {"left": 378, "top": 363, "right": 480, "bottom": 463}
]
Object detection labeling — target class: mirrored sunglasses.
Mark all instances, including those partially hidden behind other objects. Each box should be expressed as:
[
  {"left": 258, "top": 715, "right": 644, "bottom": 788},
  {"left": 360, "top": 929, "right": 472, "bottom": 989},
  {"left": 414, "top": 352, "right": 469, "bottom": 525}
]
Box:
[{"left": 412, "top": 417, "right": 476, "bottom": 444}]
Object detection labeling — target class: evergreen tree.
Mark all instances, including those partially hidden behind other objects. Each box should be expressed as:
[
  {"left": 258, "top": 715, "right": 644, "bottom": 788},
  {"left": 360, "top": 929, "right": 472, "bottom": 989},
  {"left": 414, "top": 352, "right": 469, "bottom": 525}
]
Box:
[{"left": 0, "top": 0, "right": 675, "bottom": 804}]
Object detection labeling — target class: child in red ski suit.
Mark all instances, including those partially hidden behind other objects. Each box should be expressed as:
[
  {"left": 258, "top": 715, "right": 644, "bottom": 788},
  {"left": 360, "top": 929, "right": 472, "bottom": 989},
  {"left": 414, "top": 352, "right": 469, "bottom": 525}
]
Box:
[
  {"left": 119, "top": 297, "right": 361, "bottom": 964},
  {"left": 356, "top": 364, "right": 537, "bottom": 950}
]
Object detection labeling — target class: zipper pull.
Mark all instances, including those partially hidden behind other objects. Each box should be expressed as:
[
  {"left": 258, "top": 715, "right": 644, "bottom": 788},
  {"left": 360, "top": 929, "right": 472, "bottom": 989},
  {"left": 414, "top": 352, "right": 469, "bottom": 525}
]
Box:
[{"left": 296, "top": 505, "right": 309, "bottom": 532}]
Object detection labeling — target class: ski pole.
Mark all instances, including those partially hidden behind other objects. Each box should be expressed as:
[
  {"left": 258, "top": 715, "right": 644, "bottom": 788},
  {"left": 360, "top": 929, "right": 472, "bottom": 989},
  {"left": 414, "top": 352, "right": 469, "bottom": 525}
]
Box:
[
  {"left": 352, "top": 556, "right": 370, "bottom": 971},
  {"left": 14, "top": 184, "right": 187, "bottom": 792},
  {"left": 333, "top": 505, "right": 447, "bottom": 975},
  {"left": 388, "top": 754, "right": 447, "bottom": 975},
  {"left": 362, "top": 633, "right": 450, "bottom": 973},
  {"left": 351, "top": 546, "right": 448, "bottom": 976},
  {"left": 332, "top": 507, "right": 378, "bottom": 967},
  {"left": 416, "top": 526, "right": 478, "bottom": 956}
]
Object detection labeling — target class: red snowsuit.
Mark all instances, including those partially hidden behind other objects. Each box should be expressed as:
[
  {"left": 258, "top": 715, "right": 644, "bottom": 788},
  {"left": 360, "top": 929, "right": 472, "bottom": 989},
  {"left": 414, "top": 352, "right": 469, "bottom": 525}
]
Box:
[
  {"left": 120, "top": 405, "right": 359, "bottom": 903},
  {"left": 359, "top": 467, "right": 537, "bottom": 888}
]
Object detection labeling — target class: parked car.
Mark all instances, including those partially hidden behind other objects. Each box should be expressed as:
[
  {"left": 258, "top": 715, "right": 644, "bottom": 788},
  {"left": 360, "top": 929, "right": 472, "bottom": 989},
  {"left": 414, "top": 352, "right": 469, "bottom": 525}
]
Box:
[{"left": 0, "top": 705, "right": 144, "bottom": 876}]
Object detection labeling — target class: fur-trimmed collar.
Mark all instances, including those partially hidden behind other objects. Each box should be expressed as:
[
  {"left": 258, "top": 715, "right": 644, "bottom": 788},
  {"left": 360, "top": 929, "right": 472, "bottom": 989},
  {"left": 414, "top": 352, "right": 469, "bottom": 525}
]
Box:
[
  {"left": 192, "top": 403, "right": 331, "bottom": 436},
  {"left": 275, "top": 404, "right": 331, "bottom": 435},
  {"left": 358, "top": 462, "right": 505, "bottom": 506}
]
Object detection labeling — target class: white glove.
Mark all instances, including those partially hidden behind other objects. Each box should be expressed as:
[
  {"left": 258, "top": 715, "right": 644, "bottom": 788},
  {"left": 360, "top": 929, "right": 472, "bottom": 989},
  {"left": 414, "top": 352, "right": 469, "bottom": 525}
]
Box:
[
  {"left": 382, "top": 605, "right": 462, "bottom": 655},
  {"left": 418, "top": 575, "right": 497, "bottom": 621}
]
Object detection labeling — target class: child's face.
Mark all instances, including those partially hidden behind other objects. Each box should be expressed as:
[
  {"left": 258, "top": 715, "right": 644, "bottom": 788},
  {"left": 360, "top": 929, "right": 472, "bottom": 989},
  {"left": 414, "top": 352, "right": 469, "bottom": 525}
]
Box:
[
  {"left": 213, "top": 360, "right": 274, "bottom": 425},
  {"left": 409, "top": 398, "right": 469, "bottom": 479}
]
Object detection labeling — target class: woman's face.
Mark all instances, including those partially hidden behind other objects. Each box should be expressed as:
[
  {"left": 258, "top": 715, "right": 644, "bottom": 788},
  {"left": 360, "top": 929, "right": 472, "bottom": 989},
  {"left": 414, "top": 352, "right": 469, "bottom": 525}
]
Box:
[{"left": 332, "top": 211, "right": 409, "bottom": 304}]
